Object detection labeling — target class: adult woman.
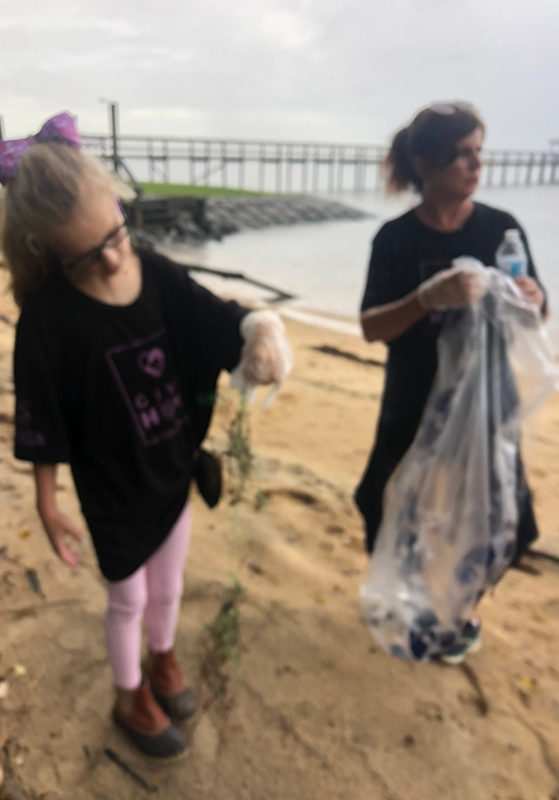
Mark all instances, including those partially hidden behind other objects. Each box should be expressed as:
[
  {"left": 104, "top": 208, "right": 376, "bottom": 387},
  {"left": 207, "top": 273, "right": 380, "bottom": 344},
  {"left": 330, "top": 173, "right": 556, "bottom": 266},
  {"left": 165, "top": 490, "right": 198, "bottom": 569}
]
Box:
[{"left": 356, "top": 102, "right": 546, "bottom": 576}]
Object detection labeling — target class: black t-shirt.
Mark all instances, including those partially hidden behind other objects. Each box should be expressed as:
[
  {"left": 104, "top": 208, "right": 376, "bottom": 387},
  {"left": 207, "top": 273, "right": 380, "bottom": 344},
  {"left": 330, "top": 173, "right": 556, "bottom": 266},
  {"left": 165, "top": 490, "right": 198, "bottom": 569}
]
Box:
[
  {"left": 14, "top": 250, "right": 247, "bottom": 580},
  {"left": 355, "top": 202, "right": 546, "bottom": 551},
  {"left": 361, "top": 202, "right": 545, "bottom": 422}
]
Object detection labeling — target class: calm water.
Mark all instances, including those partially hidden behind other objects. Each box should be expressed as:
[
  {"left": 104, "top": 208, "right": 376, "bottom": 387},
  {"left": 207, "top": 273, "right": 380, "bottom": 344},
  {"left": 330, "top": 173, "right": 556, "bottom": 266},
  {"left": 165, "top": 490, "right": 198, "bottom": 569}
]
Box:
[{"left": 168, "top": 185, "right": 559, "bottom": 341}]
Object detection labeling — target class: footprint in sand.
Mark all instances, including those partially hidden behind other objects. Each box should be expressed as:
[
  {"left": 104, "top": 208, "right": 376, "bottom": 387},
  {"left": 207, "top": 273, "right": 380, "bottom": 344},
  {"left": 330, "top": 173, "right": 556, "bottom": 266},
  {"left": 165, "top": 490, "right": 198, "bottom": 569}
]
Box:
[{"left": 326, "top": 525, "right": 345, "bottom": 536}]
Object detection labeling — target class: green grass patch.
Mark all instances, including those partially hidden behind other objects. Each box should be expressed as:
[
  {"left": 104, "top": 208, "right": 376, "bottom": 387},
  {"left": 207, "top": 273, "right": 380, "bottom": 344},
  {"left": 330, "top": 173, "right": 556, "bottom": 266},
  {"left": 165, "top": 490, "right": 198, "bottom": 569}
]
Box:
[
  {"left": 200, "top": 580, "right": 244, "bottom": 700},
  {"left": 139, "top": 182, "right": 265, "bottom": 198},
  {"left": 227, "top": 395, "right": 254, "bottom": 506}
]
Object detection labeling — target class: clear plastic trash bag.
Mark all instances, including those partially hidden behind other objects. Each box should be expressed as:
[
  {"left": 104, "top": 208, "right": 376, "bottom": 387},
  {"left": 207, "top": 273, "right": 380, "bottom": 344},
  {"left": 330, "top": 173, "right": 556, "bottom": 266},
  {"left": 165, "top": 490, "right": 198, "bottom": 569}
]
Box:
[{"left": 360, "top": 261, "right": 558, "bottom": 661}]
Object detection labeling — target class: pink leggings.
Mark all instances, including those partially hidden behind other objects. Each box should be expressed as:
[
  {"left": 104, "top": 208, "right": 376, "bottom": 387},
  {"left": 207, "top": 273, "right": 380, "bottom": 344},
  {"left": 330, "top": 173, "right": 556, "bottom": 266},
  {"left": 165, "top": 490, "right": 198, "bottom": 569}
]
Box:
[{"left": 105, "top": 503, "right": 191, "bottom": 690}]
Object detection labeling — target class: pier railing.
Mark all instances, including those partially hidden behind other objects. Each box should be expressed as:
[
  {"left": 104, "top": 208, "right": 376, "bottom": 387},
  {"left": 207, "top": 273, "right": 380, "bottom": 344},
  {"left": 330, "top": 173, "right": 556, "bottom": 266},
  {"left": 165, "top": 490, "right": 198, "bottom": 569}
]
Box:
[{"left": 82, "top": 135, "right": 559, "bottom": 193}]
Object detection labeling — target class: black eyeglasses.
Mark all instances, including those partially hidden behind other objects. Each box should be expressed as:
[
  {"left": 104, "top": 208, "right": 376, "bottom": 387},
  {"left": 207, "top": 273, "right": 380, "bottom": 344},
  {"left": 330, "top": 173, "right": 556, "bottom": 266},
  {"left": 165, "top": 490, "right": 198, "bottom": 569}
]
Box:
[{"left": 62, "top": 220, "right": 129, "bottom": 273}]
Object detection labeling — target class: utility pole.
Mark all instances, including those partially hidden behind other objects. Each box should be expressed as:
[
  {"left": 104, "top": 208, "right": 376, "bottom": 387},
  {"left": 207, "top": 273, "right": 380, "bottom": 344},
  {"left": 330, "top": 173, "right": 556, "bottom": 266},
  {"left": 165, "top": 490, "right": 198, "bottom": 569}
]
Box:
[
  {"left": 100, "top": 98, "right": 120, "bottom": 174},
  {"left": 0, "top": 115, "right": 4, "bottom": 141},
  {"left": 110, "top": 101, "right": 119, "bottom": 174}
]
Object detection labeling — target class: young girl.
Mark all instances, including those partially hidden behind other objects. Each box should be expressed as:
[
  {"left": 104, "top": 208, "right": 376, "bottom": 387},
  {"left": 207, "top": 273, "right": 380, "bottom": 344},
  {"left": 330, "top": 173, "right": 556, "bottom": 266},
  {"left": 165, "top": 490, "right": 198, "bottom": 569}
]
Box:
[{"left": 0, "top": 113, "right": 290, "bottom": 758}]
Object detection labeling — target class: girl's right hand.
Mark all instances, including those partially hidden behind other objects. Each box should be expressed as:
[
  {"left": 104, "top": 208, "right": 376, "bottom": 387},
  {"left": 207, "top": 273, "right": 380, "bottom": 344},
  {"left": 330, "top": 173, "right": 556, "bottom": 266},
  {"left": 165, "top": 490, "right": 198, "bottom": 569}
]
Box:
[
  {"left": 417, "top": 267, "right": 488, "bottom": 311},
  {"left": 40, "top": 509, "right": 84, "bottom": 568}
]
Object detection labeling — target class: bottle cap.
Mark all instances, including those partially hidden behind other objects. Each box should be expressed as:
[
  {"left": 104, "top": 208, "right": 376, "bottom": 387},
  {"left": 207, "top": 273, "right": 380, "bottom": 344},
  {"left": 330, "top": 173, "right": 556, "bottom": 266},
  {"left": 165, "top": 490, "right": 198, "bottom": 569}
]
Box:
[{"left": 504, "top": 228, "right": 521, "bottom": 240}]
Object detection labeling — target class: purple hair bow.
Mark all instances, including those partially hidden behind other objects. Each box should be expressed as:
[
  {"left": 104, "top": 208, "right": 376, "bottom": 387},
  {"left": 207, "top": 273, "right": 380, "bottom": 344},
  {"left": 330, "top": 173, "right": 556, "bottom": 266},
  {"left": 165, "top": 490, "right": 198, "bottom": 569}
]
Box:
[{"left": 0, "top": 112, "right": 82, "bottom": 186}]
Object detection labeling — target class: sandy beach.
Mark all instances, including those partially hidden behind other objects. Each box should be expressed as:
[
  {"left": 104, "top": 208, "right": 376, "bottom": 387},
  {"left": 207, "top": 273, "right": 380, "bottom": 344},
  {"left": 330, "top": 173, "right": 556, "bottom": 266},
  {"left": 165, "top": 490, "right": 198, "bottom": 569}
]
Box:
[{"left": 1, "top": 265, "right": 559, "bottom": 800}]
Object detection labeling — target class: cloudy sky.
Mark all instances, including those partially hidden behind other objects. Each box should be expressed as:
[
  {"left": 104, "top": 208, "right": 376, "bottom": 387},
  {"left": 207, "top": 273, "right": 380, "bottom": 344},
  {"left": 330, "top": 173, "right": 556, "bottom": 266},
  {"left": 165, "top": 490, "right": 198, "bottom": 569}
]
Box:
[{"left": 1, "top": 0, "right": 558, "bottom": 150}]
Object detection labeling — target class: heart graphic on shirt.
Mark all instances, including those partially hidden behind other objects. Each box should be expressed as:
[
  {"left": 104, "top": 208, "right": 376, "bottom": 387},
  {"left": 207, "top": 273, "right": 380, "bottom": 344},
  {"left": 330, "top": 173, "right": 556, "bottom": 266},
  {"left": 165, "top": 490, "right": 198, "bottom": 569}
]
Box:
[{"left": 137, "top": 347, "right": 166, "bottom": 379}]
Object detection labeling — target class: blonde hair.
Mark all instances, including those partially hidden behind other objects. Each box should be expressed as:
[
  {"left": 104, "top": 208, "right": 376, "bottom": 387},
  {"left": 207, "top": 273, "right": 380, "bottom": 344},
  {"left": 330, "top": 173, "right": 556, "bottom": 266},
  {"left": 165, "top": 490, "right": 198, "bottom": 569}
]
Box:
[{"left": 0, "top": 142, "right": 115, "bottom": 306}]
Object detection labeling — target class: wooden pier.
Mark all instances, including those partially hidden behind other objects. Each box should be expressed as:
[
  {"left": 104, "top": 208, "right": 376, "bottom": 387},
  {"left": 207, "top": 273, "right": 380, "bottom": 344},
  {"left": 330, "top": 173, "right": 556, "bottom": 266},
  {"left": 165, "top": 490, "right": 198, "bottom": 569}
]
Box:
[{"left": 82, "top": 134, "right": 559, "bottom": 194}]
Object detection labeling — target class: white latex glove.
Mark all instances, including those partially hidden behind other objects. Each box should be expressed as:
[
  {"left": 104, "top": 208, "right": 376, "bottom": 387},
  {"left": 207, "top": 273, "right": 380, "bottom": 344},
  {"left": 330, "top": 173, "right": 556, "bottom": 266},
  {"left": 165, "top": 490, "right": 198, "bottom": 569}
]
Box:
[
  {"left": 231, "top": 310, "right": 293, "bottom": 408},
  {"left": 417, "top": 258, "right": 489, "bottom": 311}
]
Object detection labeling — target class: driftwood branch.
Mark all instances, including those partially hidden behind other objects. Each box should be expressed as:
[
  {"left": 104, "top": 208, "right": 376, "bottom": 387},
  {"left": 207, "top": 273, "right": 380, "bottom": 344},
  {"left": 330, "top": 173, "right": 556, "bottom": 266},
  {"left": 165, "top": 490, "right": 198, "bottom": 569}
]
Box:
[
  {"left": 104, "top": 749, "right": 158, "bottom": 793},
  {"left": 184, "top": 263, "right": 295, "bottom": 303}
]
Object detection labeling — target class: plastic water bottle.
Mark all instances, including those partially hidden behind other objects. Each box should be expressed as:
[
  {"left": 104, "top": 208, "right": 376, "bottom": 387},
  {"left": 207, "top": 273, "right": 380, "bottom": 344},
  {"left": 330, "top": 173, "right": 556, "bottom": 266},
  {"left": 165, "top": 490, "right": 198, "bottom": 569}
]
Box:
[{"left": 495, "top": 229, "right": 528, "bottom": 277}]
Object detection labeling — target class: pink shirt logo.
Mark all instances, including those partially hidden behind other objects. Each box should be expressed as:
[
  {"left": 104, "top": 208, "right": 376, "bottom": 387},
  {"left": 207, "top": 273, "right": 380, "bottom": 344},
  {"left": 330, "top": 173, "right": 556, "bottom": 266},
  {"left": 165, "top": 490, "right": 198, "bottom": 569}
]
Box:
[{"left": 105, "top": 330, "right": 187, "bottom": 447}]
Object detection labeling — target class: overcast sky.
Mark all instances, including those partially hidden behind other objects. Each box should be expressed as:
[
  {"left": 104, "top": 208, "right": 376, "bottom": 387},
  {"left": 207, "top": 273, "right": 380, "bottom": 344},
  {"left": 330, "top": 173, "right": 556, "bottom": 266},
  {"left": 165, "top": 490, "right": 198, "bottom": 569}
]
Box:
[{"left": 1, "top": 0, "right": 559, "bottom": 150}]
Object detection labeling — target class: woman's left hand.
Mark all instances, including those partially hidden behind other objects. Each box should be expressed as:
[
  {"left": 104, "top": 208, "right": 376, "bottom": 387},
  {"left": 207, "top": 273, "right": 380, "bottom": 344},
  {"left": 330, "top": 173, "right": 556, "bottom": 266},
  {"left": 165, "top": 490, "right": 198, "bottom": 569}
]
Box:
[{"left": 514, "top": 276, "right": 545, "bottom": 312}]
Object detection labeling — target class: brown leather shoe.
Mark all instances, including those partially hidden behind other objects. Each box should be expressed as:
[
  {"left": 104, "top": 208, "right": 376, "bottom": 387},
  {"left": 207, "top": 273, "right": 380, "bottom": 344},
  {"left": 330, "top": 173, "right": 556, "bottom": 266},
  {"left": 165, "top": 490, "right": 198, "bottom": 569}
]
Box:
[
  {"left": 112, "top": 679, "right": 187, "bottom": 759},
  {"left": 145, "top": 649, "right": 197, "bottom": 721}
]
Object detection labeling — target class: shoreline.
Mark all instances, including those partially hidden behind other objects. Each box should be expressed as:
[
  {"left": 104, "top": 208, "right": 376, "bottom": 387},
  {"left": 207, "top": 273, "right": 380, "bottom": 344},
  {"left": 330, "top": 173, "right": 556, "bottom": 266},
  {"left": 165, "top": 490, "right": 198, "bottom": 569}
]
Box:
[
  {"left": 160, "top": 243, "right": 364, "bottom": 336},
  {"left": 279, "top": 306, "right": 362, "bottom": 337}
]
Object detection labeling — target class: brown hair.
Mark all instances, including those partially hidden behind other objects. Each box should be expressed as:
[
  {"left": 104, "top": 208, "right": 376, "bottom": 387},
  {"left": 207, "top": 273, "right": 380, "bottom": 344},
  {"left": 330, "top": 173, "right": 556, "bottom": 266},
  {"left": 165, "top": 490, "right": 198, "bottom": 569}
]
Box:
[
  {"left": 385, "top": 102, "right": 485, "bottom": 194},
  {"left": 0, "top": 142, "right": 114, "bottom": 306}
]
